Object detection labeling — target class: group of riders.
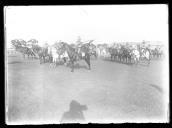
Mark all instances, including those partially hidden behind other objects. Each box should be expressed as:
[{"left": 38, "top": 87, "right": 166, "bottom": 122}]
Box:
[
  {"left": 98, "top": 42, "right": 164, "bottom": 65},
  {"left": 10, "top": 39, "right": 164, "bottom": 72},
  {"left": 11, "top": 39, "right": 96, "bottom": 72}
]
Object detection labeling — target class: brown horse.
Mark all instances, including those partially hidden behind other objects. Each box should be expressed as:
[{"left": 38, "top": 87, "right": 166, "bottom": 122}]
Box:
[{"left": 61, "top": 42, "right": 91, "bottom": 72}]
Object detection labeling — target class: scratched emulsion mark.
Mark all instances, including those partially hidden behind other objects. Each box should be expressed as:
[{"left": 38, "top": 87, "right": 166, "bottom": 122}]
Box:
[
  {"left": 8, "top": 61, "right": 23, "bottom": 64},
  {"left": 149, "top": 84, "right": 163, "bottom": 93}
]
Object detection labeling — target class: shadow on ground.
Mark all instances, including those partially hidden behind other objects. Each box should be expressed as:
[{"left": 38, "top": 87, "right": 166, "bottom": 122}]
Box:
[
  {"left": 63, "top": 63, "right": 88, "bottom": 70},
  {"left": 102, "top": 58, "right": 133, "bottom": 66},
  {"left": 60, "top": 100, "right": 88, "bottom": 123}
]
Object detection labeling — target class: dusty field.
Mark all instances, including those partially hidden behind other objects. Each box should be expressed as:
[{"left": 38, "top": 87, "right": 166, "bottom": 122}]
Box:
[{"left": 6, "top": 52, "right": 169, "bottom": 124}]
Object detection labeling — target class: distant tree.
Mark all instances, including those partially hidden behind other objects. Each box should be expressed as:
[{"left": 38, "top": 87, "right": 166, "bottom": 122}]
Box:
[
  {"left": 11, "top": 39, "right": 27, "bottom": 50},
  {"left": 19, "top": 39, "right": 27, "bottom": 47},
  {"left": 11, "top": 39, "right": 20, "bottom": 50},
  {"left": 32, "top": 44, "right": 42, "bottom": 54},
  {"left": 27, "top": 39, "right": 38, "bottom": 47}
]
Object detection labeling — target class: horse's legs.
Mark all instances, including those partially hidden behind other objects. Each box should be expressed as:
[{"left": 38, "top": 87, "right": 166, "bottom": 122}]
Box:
[
  {"left": 112, "top": 55, "right": 114, "bottom": 61},
  {"left": 135, "top": 57, "right": 139, "bottom": 65},
  {"left": 71, "top": 60, "right": 74, "bottom": 72},
  {"left": 136, "top": 59, "right": 138, "bottom": 65},
  {"left": 50, "top": 56, "right": 52, "bottom": 63},
  {"left": 43, "top": 56, "right": 45, "bottom": 63},
  {"left": 42, "top": 56, "right": 44, "bottom": 63},
  {"left": 54, "top": 58, "right": 57, "bottom": 66},
  {"left": 40, "top": 57, "right": 42, "bottom": 64},
  {"left": 63, "top": 57, "right": 67, "bottom": 65},
  {"left": 85, "top": 54, "right": 91, "bottom": 70},
  {"left": 147, "top": 57, "right": 150, "bottom": 65},
  {"left": 95, "top": 53, "right": 97, "bottom": 59},
  {"left": 128, "top": 57, "right": 130, "bottom": 64},
  {"left": 32, "top": 54, "right": 34, "bottom": 60},
  {"left": 129, "top": 57, "right": 131, "bottom": 64},
  {"left": 52, "top": 57, "right": 56, "bottom": 67}
]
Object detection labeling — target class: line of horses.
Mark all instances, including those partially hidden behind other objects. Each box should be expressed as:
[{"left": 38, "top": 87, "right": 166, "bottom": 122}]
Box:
[
  {"left": 107, "top": 45, "right": 151, "bottom": 65},
  {"left": 11, "top": 40, "right": 97, "bottom": 72},
  {"left": 97, "top": 43, "right": 164, "bottom": 65},
  {"left": 10, "top": 40, "right": 165, "bottom": 72}
]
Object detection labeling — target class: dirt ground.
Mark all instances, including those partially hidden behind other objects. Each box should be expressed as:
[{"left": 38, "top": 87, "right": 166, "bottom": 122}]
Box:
[{"left": 6, "top": 52, "right": 169, "bottom": 124}]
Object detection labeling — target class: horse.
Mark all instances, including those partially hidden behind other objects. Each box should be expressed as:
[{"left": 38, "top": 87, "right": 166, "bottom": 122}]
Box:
[
  {"left": 36, "top": 46, "right": 51, "bottom": 64},
  {"left": 59, "top": 50, "right": 69, "bottom": 66},
  {"left": 61, "top": 42, "right": 91, "bottom": 72},
  {"left": 25, "top": 47, "right": 36, "bottom": 59},
  {"left": 48, "top": 46, "right": 59, "bottom": 67},
  {"left": 139, "top": 48, "right": 151, "bottom": 65},
  {"left": 88, "top": 43, "right": 97, "bottom": 59},
  {"left": 16, "top": 46, "right": 36, "bottom": 59},
  {"left": 48, "top": 45, "right": 69, "bottom": 67},
  {"left": 150, "top": 48, "right": 158, "bottom": 59},
  {"left": 116, "top": 47, "right": 122, "bottom": 62},
  {"left": 11, "top": 40, "right": 35, "bottom": 59},
  {"left": 149, "top": 46, "right": 163, "bottom": 59},
  {"left": 96, "top": 44, "right": 108, "bottom": 58},
  {"left": 120, "top": 46, "right": 132, "bottom": 64},
  {"left": 32, "top": 45, "right": 42, "bottom": 59},
  {"left": 156, "top": 46, "right": 164, "bottom": 58},
  {"left": 108, "top": 47, "right": 118, "bottom": 61},
  {"left": 131, "top": 48, "right": 140, "bottom": 65}
]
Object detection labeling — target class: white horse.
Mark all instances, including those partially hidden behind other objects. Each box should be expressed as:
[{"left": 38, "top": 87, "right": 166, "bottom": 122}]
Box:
[
  {"left": 140, "top": 48, "right": 150, "bottom": 65},
  {"left": 131, "top": 49, "right": 140, "bottom": 64},
  {"left": 101, "top": 48, "right": 110, "bottom": 58},
  {"left": 59, "top": 50, "right": 69, "bottom": 66},
  {"left": 48, "top": 46, "right": 59, "bottom": 67},
  {"left": 96, "top": 47, "right": 101, "bottom": 58}
]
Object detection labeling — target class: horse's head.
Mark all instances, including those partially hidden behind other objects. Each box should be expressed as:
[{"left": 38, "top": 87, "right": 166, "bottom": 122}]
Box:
[{"left": 59, "top": 42, "right": 66, "bottom": 49}]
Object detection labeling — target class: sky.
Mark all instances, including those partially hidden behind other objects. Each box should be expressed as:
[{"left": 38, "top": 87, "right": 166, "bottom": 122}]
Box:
[{"left": 4, "top": 5, "right": 168, "bottom": 47}]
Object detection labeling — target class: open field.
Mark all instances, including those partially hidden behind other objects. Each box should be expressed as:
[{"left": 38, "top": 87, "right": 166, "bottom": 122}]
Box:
[{"left": 6, "top": 52, "right": 169, "bottom": 124}]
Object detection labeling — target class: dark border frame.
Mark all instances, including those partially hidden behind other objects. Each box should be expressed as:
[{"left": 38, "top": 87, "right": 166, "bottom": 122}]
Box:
[{"left": 0, "top": 0, "right": 170, "bottom": 127}]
